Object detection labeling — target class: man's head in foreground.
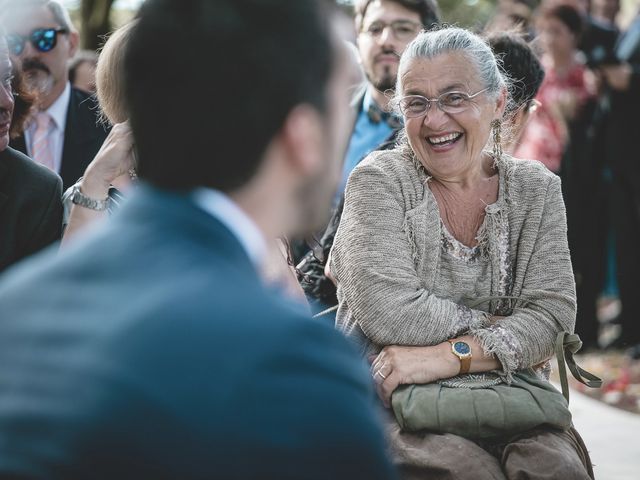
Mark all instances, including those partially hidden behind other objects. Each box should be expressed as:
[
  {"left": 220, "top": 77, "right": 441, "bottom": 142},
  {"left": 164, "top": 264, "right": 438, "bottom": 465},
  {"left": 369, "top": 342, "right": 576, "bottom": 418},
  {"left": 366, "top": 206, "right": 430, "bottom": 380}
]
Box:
[{"left": 126, "top": 0, "right": 357, "bottom": 237}]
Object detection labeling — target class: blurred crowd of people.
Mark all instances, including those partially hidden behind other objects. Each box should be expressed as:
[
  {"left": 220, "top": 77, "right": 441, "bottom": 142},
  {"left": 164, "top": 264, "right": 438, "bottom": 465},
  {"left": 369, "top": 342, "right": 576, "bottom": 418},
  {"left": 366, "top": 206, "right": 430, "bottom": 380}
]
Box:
[
  {"left": 0, "top": 0, "right": 637, "bottom": 477},
  {"left": 490, "top": 0, "right": 640, "bottom": 356}
]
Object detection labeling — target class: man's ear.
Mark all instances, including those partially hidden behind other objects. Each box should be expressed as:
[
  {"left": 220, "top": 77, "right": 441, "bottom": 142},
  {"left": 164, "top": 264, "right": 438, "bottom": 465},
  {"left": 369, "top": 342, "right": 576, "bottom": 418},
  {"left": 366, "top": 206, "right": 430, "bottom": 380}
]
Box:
[
  {"left": 354, "top": 15, "right": 363, "bottom": 49},
  {"left": 67, "top": 30, "right": 80, "bottom": 59},
  {"left": 279, "top": 104, "right": 324, "bottom": 175}
]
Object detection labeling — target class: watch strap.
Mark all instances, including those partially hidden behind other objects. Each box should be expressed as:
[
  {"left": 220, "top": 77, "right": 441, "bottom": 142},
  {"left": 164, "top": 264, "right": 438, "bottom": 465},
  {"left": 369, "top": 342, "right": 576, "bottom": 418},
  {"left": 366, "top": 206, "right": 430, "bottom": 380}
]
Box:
[
  {"left": 71, "top": 184, "right": 109, "bottom": 211},
  {"left": 459, "top": 353, "right": 471, "bottom": 375}
]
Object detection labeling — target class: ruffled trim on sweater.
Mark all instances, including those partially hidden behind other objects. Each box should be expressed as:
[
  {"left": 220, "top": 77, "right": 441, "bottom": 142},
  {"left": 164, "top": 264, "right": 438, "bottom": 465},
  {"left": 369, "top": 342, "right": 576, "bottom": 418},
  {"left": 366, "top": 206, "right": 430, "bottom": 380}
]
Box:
[{"left": 470, "top": 323, "right": 523, "bottom": 383}]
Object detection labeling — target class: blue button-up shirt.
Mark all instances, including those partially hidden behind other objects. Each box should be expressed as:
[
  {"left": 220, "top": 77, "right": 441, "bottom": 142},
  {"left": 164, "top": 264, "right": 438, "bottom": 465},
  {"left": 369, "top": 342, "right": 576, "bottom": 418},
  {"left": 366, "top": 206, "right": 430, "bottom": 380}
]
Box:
[{"left": 337, "top": 89, "right": 396, "bottom": 198}]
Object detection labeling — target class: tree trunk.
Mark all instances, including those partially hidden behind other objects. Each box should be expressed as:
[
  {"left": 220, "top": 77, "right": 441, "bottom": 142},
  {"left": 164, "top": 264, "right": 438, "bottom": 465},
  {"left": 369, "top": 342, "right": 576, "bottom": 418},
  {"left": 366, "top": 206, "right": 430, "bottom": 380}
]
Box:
[{"left": 80, "top": 0, "right": 116, "bottom": 50}]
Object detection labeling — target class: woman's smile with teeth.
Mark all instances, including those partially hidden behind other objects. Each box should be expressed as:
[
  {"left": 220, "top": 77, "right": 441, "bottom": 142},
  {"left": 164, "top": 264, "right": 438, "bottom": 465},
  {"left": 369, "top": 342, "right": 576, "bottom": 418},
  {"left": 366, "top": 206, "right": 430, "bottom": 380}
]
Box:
[{"left": 427, "top": 132, "right": 462, "bottom": 145}]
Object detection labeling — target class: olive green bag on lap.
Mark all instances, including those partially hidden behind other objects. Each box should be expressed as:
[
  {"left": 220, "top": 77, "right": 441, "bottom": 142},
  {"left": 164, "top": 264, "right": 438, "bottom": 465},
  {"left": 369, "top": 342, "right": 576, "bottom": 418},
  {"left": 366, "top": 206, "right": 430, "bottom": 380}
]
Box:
[
  {"left": 391, "top": 296, "right": 602, "bottom": 440},
  {"left": 392, "top": 368, "right": 572, "bottom": 440}
]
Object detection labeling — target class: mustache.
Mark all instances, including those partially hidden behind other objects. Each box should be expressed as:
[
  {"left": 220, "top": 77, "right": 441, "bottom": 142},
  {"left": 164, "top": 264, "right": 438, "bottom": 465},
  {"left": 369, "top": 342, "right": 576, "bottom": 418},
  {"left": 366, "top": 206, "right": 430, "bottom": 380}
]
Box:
[
  {"left": 374, "top": 49, "right": 401, "bottom": 62},
  {"left": 21, "top": 58, "right": 50, "bottom": 75}
]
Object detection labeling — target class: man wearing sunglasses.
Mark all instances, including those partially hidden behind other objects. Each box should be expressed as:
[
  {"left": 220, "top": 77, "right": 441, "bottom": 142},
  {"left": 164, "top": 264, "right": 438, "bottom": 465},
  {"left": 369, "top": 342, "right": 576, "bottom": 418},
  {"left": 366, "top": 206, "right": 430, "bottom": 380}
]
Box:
[{"left": 2, "top": 0, "right": 108, "bottom": 190}]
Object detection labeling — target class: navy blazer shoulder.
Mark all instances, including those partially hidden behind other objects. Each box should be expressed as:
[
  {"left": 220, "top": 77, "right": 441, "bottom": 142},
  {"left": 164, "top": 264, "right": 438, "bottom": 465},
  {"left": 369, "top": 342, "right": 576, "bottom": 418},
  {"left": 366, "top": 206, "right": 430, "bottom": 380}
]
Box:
[
  {"left": 0, "top": 146, "right": 62, "bottom": 272},
  {"left": 0, "top": 185, "right": 396, "bottom": 479},
  {"left": 10, "top": 87, "right": 110, "bottom": 190}
]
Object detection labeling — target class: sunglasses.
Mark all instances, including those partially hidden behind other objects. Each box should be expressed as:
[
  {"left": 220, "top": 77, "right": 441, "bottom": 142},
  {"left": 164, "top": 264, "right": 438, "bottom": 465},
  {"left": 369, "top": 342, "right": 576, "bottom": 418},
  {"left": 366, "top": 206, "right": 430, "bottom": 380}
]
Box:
[{"left": 6, "top": 28, "right": 69, "bottom": 56}]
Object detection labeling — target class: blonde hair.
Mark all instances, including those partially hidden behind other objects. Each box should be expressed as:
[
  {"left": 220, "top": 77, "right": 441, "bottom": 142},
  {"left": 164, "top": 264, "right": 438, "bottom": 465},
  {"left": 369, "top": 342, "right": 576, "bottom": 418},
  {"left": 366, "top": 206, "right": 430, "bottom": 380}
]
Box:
[{"left": 96, "top": 20, "right": 138, "bottom": 125}]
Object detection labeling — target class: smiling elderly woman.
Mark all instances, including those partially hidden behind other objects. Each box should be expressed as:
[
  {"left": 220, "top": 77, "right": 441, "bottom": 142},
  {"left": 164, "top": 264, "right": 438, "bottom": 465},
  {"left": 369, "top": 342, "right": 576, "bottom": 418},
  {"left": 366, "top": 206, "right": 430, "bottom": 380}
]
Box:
[{"left": 330, "top": 27, "right": 593, "bottom": 479}]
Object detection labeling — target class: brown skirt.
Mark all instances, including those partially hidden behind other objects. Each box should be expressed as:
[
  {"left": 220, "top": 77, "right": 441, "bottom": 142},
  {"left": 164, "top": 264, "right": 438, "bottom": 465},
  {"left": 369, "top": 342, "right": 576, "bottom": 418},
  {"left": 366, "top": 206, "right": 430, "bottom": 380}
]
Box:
[{"left": 385, "top": 415, "right": 595, "bottom": 480}]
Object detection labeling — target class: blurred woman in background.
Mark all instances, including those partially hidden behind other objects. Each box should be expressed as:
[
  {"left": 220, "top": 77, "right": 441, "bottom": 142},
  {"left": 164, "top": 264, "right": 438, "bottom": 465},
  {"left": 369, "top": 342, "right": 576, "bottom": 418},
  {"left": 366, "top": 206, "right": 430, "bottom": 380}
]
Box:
[
  {"left": 515, "top": 3, "right": 595, "bottom": 172},
  {"left": 61, "top": 20, "right": 136, "bottom": 243},
  {"left": 486, "top": 31, "right": 545, "bottom": 154}
]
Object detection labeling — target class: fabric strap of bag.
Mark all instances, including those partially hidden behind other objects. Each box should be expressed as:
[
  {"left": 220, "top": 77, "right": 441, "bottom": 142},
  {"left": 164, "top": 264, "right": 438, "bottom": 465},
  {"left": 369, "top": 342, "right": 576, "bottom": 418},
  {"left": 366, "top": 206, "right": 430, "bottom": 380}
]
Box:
[
  {"left": 554, "top": 331, "right": 602, "bottom": 402},
  {"left": 313, "top": 304, "right": 339, "bottom": 318},
  {"left": 468, "top": 295, "right": 602, "bottom": 403}
]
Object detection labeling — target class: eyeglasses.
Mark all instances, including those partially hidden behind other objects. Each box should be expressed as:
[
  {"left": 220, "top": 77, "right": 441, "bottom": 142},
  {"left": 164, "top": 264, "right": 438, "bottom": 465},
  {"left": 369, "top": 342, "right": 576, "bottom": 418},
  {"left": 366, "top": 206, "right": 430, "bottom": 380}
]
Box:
[
  {"left": 398, "top": 88, "right": 489, "bottom": 118},
  {"left": 6, "top": 28, "right": 69, "bottom": 56},
  {"left": 361, "top": 20, "right": 422, "bottom": 42}
]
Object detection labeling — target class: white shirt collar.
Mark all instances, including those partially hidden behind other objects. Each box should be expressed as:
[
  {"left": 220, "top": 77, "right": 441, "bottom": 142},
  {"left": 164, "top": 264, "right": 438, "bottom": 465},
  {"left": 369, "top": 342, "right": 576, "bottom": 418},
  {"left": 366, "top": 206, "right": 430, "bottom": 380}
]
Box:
[
  {"left": 191, "top": 187, "right": 267, "bottom": 268},
  {"left": 46, "top": 82, "right": 71, "bottom": 130}
]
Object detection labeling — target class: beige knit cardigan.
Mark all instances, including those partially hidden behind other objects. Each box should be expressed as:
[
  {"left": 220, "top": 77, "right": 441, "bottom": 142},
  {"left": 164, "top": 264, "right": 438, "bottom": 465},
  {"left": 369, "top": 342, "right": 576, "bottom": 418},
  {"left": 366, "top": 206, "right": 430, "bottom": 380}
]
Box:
[{"left": 331, "top": 149, "right": 576, "bottom": 379}]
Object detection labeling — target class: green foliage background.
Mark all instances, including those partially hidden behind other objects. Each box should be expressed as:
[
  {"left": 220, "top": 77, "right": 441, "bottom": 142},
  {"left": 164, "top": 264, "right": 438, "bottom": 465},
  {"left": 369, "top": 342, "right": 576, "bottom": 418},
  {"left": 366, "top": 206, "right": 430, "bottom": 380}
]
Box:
[
  {"left": 336, "top": 0, "right": 499, "bottom": 30},
  {"left": 438, "top": 0, "right": 498, "bottom": 30}
]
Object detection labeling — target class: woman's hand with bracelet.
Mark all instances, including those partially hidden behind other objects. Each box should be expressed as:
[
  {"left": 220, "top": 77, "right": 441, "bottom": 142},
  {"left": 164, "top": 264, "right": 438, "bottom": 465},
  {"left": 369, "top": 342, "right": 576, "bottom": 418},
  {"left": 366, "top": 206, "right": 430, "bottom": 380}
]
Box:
[{"left": 62, "top": 122, "right": 135, "bottom": 245}]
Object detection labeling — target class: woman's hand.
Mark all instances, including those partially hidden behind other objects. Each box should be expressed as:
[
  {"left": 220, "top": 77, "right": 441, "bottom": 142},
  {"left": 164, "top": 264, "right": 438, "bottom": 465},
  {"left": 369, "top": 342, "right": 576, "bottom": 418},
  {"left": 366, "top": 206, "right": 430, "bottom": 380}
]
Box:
[
  {"left": 61, "top": 122, "right": 135, "bottom": 246},
  {"left": 370, "top": 344, "right": 459, "bottom": 408},
  {"left": 80, "top": 121, "right": 135, "bottom": 198},
  {"left": 370, "top": 335, "right": 502, "bottom": 408}
]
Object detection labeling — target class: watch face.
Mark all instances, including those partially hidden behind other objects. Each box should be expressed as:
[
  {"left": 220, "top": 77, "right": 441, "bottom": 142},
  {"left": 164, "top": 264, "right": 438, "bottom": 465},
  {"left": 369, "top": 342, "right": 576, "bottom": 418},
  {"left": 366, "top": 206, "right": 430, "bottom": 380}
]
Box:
[{"left": 453, "top": 341, "right": 471, "bottom": 356}]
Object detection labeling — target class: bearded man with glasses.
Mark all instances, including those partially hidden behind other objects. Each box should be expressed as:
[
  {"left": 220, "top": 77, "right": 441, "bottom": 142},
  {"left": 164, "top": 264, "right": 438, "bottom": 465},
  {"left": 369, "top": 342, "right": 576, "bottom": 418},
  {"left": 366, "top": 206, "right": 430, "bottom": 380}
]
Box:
[
  {"left": 2, "top": 0, "right": 108, "bottom": 190},
  {"left": 337, "top": 0, "right": 439, "bottom": 198},
  {"left": 298, "top": 0, "right": 439, "bottom": 314}
]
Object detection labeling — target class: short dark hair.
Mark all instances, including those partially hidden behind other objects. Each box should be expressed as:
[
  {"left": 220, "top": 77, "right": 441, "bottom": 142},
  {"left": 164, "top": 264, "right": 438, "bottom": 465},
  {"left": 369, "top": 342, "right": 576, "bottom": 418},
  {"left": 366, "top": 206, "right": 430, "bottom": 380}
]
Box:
[
  {"left": 541, "top": 4, "right": 584, "bottom": 38},
  {"left": 355, "top": 0, "right": 440, "bottom": 31},
  {"left": 125, "top": 0, "right": 336, "bottom": 191},
  {"left": 487, "top": 32, "right": 544, "bottom": 112}
]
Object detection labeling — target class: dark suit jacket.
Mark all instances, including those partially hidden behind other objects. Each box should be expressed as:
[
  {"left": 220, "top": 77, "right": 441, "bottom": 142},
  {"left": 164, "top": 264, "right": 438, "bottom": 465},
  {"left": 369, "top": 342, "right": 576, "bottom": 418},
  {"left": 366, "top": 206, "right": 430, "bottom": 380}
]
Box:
[
  {"left": 605, "top": 14, "right": 640, "bottom": 180},
  {"left": 0, "top": 185, "right": 396, "bottom": 480},
  {"left": 10, "top": 87, "right": 109, "bottom": 191},
  {"left": 0, "top": 147, "right": 62, "bottom": 273}
]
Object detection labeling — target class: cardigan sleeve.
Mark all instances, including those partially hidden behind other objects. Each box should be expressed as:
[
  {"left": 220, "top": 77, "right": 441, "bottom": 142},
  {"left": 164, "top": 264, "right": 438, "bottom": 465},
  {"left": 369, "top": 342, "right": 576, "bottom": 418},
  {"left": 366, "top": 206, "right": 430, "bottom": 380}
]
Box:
[
  {"left": 332, "top": 160, "right": 490, "bottom": 347},
  {"left": 470, "top": 174, "right": 576, "bottom": 380}
]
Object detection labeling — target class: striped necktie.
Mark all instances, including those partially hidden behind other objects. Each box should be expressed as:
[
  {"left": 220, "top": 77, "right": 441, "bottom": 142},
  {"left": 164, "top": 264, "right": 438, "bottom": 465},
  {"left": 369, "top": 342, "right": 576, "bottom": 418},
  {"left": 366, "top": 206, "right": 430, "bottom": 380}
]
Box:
[{"left": 31, "top": 111, "right": 55, "bottom": 171}]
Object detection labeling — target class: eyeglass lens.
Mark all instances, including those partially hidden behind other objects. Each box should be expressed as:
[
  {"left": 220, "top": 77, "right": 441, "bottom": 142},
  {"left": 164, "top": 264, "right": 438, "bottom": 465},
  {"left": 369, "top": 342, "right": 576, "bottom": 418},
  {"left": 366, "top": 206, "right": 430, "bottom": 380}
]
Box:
[
  {"left": 364, "top": 20, "right": 421, "bottom": 41},
  {"left": 400, "top": 92, "right": 472, "bottom": 117},
  {"left": 6, "top": 28, "right": 62, "bottom": 56}
]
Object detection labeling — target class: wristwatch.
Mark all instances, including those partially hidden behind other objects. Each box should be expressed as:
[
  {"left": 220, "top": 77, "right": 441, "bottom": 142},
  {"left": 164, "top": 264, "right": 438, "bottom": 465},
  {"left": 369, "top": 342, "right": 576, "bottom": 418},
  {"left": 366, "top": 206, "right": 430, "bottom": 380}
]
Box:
[
  {"left": 448, "top": 340, "right": 472, "bottom": 375},
  {"left": 70, "top": 183, "right": 109, "bottom": 211}
]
